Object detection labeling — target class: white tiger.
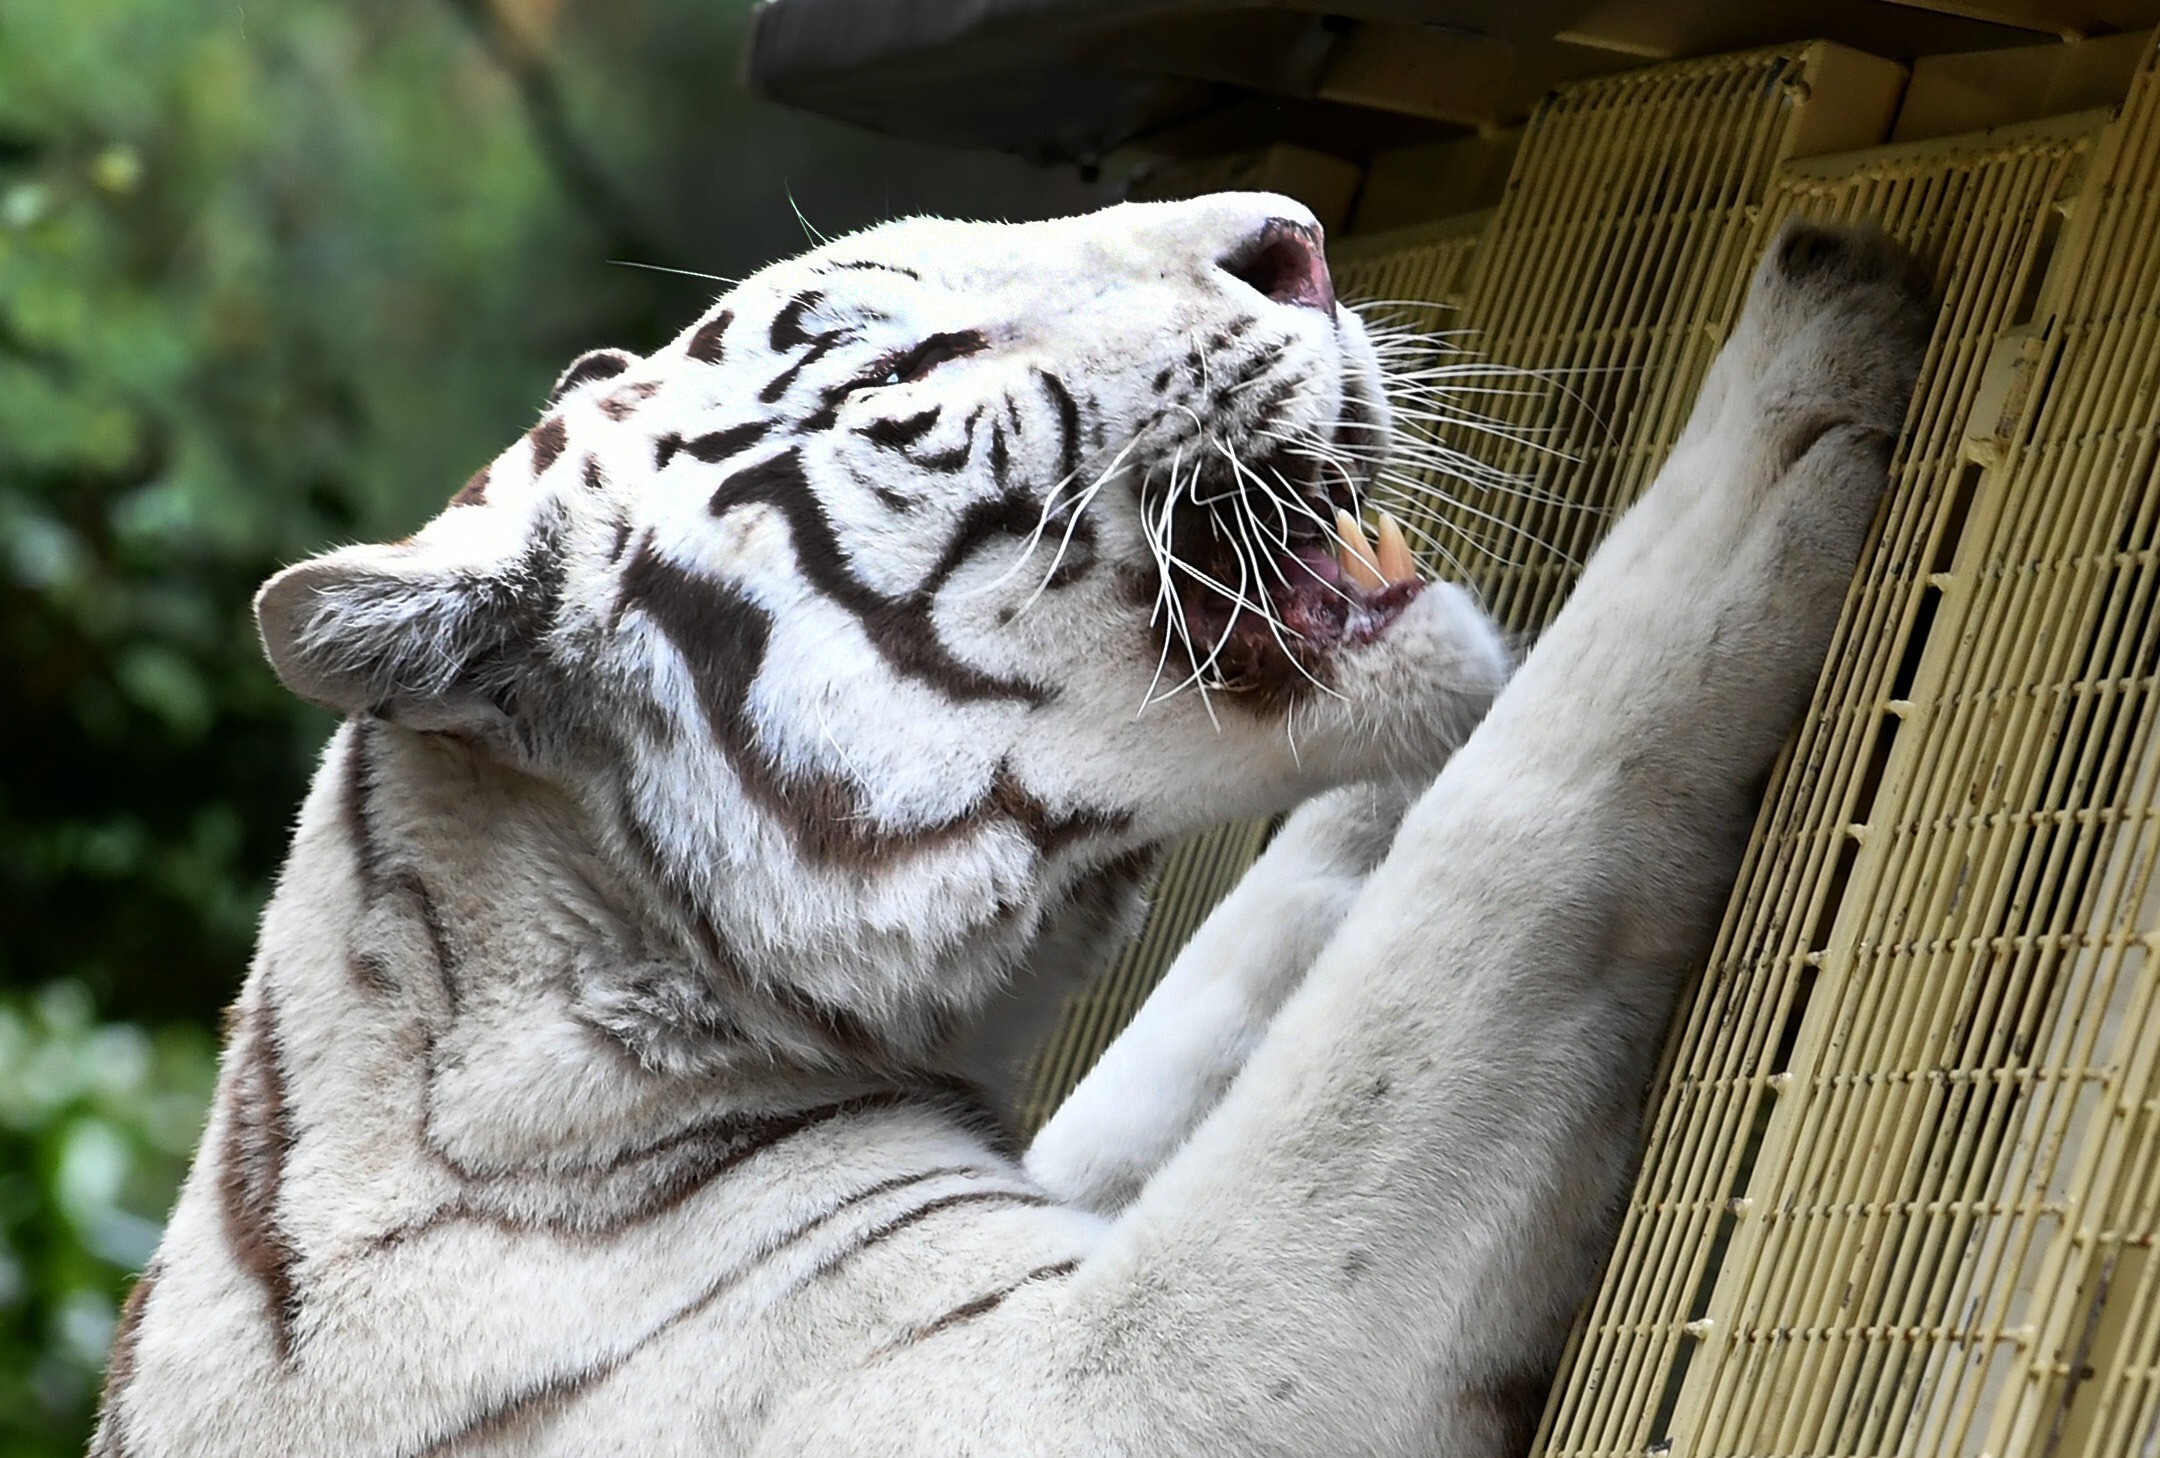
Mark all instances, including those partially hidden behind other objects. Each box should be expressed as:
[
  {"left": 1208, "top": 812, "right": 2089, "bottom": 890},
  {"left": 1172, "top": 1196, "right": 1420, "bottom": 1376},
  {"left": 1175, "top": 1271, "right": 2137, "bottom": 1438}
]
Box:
[{"left": 90, "top": 194, "right": 1928, "bottom": 1458}]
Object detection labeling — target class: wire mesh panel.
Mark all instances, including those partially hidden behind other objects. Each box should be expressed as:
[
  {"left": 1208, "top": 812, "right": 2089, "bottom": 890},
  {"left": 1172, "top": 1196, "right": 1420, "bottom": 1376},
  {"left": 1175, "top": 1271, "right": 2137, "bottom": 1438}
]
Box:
[
  {"left": 1540, "top": 40, "right": 2160, "bottom": 1458},
  {"left": 1429, "top": 46, "right": 1841, "bottom": 635}
]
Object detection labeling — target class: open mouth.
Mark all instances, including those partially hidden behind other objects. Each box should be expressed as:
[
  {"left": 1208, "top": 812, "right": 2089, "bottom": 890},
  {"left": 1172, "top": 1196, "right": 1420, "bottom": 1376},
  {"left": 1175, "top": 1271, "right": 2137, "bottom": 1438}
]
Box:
[{"left": 1149, "top": 443, "right": 1426, "bottom": 703}]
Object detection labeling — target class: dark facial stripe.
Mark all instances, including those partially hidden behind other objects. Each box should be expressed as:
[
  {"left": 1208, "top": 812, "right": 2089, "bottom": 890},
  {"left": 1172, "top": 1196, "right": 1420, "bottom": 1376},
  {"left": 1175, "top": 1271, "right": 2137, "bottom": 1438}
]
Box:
[
  {"left": 913, "top": 438, "right": 972, "bottom": 473},
  {"left": 449, "top": 466, "right": 490, "bottom": 508},
  {"left": 217, "top": 996, "right": 303, "bottom": 1361},
  {"left": 880, "top": 1259, "right": 1082, "bottom": 1356},
  {"left": 529, "top": 417, "right": 568, "bottom": 476},
  {"left": 601, "top": 380, "right": 658, "bottom": 421},
  {"left": 685, "top": 309, "right": 733, "bottom": 364},
  {"left": 655, "top": 419, "right": 772, "bottom": 471},
  {"left": 706, "top": 450, "right": 1047, "bottom": 705},
  {"left": 581, "top": 455, "right": 606, "bottom": 491},
  {"left": 1035, "top": 368, "right": 1081, "bottom": 484},
  {"left": 759, "top": 333, "right": 842, "bottom": 405},
  {"left": 906, "top": 404, "right": 984, "bottom": 475},
  {"left": 860, "top": 405, "right": 940, "bottom": 449},
  {"left": 549, "top": 348, "right": 633, "bottom": 404},
  {"left": 987, "top": 765, "right": 1127, "bottom": 855},
  {"left": 921, "top": 489, "right": 1050, "bottom": 597},
  {"left": 769, "top": 290, "right": 826, "bottom": 351},
  {"left": 618, "top": 538, "right": 1120, "bottom": 871},
  {"left": 825, "top": 259, "right": 921, "bottom": 279},
  {"left": 615, "top": 547, "right": 931, "bottom": 866}
]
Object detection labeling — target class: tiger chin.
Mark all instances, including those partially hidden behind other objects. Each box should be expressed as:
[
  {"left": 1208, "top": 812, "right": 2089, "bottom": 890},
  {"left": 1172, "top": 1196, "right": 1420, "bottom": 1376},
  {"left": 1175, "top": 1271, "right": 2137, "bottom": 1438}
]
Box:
[{"left": 91, "top": 194, "right": 1929, "bottom": 1457}]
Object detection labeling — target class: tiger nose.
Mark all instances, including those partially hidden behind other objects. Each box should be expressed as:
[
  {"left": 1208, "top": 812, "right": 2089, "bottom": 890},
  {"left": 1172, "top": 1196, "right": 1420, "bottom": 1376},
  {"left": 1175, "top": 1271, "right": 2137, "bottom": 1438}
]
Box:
[{"left": 1217, "top": 217, "right": 1335, "bottom": 315}]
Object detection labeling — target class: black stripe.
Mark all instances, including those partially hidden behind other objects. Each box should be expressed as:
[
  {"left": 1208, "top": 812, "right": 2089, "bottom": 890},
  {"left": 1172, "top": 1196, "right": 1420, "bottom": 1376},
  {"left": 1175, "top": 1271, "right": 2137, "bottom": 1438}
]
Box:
[
  {"left": 811, "top": 1189, "right": 1050, "bottom": 1285},
  {"left": 1036, "top": 369, "right": 1080, "bottom": 483},
  {"left": 860, "top": 405, "right": 940, "bottom": 449},
  {"left": 758, "top": 332, "right": 840, "bottom": 404},
  {"left": 825, "top": 260, "right": 921, "bottom": 279},
  {"left": 581, "top": 455, "right": 606, "bottom": 491},
  {"left": 348, "top": 949, "right": 397, "bottom": 996},
  {"left": 705, "top": 450, "right": 1047, "bottom": 705},
  {"left": 392, "top": 1090, "right": 952, "bottom": 1248},
  {"left": 911, "top": 404, "right": 982, "bottom": 473},
  {"left": 889, "top": 1259, "right": 1082, "bottom": 1353},
  {"left": 988, "top": 418, "right": 1010, "bottom": 487},
  {"left": 655, "top": 419, "right": 771, "bottom": 471},
  {"left": 88, "top": 1258, "right": 161, "bottom": 1455},
  {"left": 341, "top": 723, "right": 387, "bottom": 896},
  {"left": 600, "top": 380, "right": 658, "bottom": 421},
  {"left": 529, "top": 416, "right": 567, "bottom": 476},
  {"left": 410, "top": 874, "right": 458, "bottom": 1006},
  {"left": 449, "top": 466, "right": 490, "bottom": 508},
  {"left": 768, "top": 290, "right": 825, "bottom": 351},
  {"left": 405, "top": 1160, "right": 994, "bottom": 1458},
  {"left": 548, "top": 348, "right": 633, "bottom": 403},
  {"left": 617, "top": 545, "right": 949, "bottom": 868},
  {"left": 685, "top": 309, "right": 733, "bottom": 364},
  {"left": 986, "top": 764, "right": 1127, "bottom": 855},
  {"left": 921, "top": 489, "right": 1045, "bottom": 596},
  {"left": 217, "top": 996, "right": 303, "bottom": 1361},
  {"left": 616, "top": 541, "right": 1120, "bottom": 871}
]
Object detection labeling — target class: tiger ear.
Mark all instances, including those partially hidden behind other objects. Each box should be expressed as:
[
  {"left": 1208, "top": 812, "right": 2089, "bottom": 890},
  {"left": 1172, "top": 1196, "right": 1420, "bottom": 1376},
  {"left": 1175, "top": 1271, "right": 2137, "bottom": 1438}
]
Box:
[{"left": 255, "top": 517, "right": 555, "bottom": 734}]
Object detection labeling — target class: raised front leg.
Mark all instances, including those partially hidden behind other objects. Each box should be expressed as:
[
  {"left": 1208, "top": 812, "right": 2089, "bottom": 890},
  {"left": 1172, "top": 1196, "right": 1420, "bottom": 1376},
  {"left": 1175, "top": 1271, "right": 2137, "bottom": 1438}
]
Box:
[{"left": 1026, "top": 780, "right": 1420, "bottom": 1213}]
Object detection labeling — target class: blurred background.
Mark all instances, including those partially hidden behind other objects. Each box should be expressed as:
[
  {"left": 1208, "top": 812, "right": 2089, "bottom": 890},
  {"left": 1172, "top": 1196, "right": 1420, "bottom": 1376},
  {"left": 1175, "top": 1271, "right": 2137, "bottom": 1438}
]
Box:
[{"left": 0, "top": 0, "right": 1096, "bottom": 1448}]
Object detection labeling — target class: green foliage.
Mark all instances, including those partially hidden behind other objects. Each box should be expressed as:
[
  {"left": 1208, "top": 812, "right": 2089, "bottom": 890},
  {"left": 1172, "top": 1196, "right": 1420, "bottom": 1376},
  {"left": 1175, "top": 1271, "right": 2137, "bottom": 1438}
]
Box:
[
  {"left": 0, "top": 0, "right": 634, "bottom": 1027},
  {"left": 0, "top": 985, "right": 217, "bottom": 1453},
  {"left": 0, "top": 1, "right": 1094, "bottom": 1450}
]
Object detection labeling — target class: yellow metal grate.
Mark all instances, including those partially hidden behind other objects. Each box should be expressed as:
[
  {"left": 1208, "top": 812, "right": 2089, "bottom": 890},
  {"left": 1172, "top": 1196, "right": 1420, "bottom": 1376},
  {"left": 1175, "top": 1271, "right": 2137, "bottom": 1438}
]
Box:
[
  {"left": 1538, "top": 107, "right": 2116, "bottom": 1458},
  {"left": 1538, "top": 41, "right": 2160, "bottom": 1458},
  {"left": 1429, "top": 46, "right": 1854, "bottom": 635}
]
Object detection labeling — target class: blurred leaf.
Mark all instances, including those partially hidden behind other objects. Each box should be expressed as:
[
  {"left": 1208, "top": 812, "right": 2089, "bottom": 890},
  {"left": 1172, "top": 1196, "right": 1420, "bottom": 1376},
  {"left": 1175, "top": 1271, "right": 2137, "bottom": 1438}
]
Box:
[{"left": 0, "top": 986, "right": 216, "bottom": 1451}]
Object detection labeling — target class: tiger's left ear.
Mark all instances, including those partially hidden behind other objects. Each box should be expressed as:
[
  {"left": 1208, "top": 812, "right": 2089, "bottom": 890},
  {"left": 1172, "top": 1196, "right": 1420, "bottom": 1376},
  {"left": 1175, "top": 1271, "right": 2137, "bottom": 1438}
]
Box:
[{"left": 254, "top": 514, "right": 559, "bottom": 734}]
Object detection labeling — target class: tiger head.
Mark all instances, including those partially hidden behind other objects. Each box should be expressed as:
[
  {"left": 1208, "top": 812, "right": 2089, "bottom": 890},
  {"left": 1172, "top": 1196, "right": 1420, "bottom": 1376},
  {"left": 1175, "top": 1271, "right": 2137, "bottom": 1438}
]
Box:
[{"left": 255, "top": 193, "right": 1509, "bottom": 1067}]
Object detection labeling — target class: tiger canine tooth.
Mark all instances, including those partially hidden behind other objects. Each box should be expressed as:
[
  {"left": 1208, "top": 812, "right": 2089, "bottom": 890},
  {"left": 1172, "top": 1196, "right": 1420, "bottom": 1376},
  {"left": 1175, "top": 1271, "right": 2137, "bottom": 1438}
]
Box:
[
  {"left": 1373, "top": 510, "right": 1418, "bottom": 584},
  {"left": 1334, "top": 509, "right": 1387, "bottom": 591}
]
